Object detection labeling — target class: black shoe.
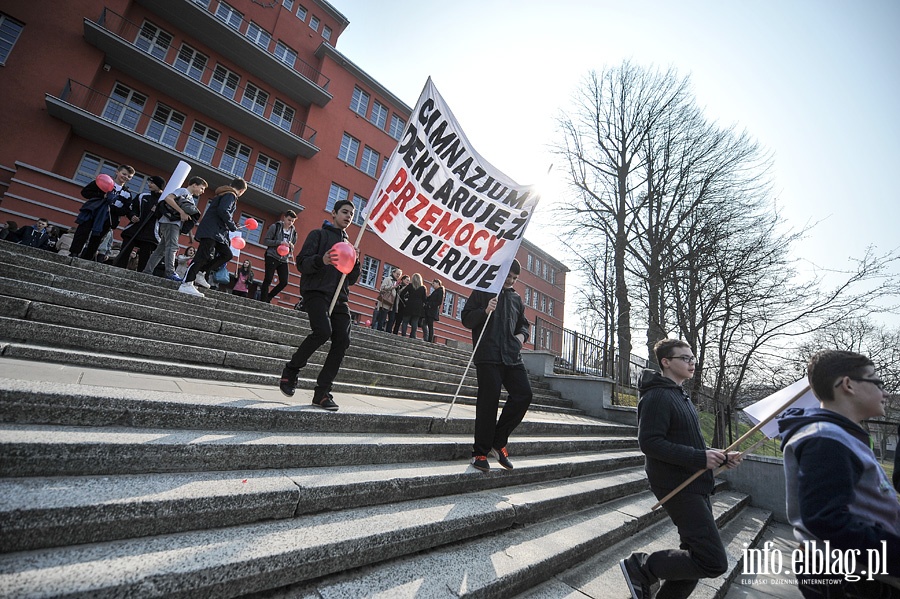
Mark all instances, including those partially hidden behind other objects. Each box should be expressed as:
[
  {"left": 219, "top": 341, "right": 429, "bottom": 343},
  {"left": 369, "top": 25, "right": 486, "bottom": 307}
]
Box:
[
  {"left": 490, "top": 446, "right": 513, "bottom": 470},
  {"left": 472, "top": 455, "right": 490, "bottom": 472},
  {"left": 279, "top": 372, "right": 297, "bottom": 397},
  {"left": 312, "top": 391, "right": 339, "bottom": 411},
  {"left": 620, "top": 553, "right": 652, "bottom": 599}
]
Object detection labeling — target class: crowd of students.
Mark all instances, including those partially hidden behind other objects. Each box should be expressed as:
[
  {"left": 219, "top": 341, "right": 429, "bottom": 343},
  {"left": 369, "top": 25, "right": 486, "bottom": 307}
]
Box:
[{"left": 371, "top": 267, "right": 444, "bottom": 342}]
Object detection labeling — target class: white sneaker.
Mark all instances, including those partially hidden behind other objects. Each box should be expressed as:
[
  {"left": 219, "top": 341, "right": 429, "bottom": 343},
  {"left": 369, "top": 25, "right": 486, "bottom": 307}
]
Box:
[
  {"left": 194, "top": 273, "right": 211, "bottom": 289},
  {"left": 178, "top": 282, "right": 204, "bottom": 297}
]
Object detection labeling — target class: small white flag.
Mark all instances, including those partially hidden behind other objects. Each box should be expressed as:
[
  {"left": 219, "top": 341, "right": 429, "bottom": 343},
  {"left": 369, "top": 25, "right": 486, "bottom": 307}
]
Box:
[{"left": 743, "top": 378, "right": 818, "bottom": 438}]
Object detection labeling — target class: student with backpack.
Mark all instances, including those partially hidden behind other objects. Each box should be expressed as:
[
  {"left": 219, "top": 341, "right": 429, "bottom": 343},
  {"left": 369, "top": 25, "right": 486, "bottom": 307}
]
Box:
[
  {"left": 142, "top": 176, "right": 207, "bottom": 280},
  {"left": 259, "top": 210, "right": 298, "bottom": 303}
]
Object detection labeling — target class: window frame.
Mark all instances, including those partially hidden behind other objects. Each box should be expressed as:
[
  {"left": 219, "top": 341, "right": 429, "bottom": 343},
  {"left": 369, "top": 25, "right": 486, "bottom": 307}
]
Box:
[
  {"left": 250, "top": 153, "right": 279, "bottom": 192},
  {"left": 350, "top": 86, "right": 370, "bottom": 118},
  {"left": 0, "top": 13, "right": 24, "bottom": 65},
  {"left": 388, "top": 114, "right": 406, "bottom": 140},
  {"left": 360, "top": 256, "right": 380, "bottom": 289},
  {"left": 359, "top": 146, "right": 379, "bottom": 178},
  {"left": 220, "top": 138, "right": 252, "bottom": 178},
  {"left": 209, "top": 64, "right": 240, "bottom": 100},
  {"left": 184, "top": 121, "right": 220, "bottom": 165},
  {"left": 338, "top": 132, "right": 360, "bottom": 165},
  {"left": 145, "top": 103, "right": 185, "bottom": 148}
]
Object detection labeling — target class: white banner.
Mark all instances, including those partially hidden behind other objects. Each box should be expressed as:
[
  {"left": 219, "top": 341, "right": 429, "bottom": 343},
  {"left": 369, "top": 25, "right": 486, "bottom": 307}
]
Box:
[
  {"left": 743, "top": 378, "right": 818, "bottom": 438},
  {"left": 364, "top": 78, "right": 540, "bottom": 294}
]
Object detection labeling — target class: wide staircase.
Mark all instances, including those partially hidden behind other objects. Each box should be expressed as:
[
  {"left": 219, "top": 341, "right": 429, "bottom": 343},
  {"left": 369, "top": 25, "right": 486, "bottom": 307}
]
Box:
[{"left": 0, "top": 241, "right": 772, "bottom": 598}]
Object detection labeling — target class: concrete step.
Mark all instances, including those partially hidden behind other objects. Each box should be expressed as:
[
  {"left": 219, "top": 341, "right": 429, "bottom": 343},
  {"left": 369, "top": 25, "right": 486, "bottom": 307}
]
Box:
[
  {"left": 0, "top": 344, "right": 579, "bottom": 415},
  {"left": 0, "top": 469, "right": 652, "bottom": 598},
  {"left": 515, "top": 495, "right": 772, "bottom": 599},
  {"left": 0, "top": 422, "right": 637, "bottom": 477},
  {"left": 0, "top": 378, "right": 633, "bottom": 437},
  {"left": 0, "top": 451, "right": 644, "bottom": 553}
]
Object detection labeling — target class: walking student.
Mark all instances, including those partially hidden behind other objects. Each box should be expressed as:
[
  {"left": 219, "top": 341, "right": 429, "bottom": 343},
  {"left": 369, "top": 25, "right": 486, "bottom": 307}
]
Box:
[
  {"left": 460, "top": 259, "right": 532, "bottom": 472},
  {"left": 259, "top": 210, "right": 298, "bottom": 303},
  {"left": 70, "top": 165, "right": 134, "bottom": 260},
  {"left": 620, "top": 338, "right": 740, "bottom": 599},
  {"left": 143, "top": 176, "right": 207, "bottom": 280},
  {"left": 278, "top": 199, "right": 360, "bottom": 411},
  {"left": 178, "top": 177, "right": 245, "bottom": 296}
]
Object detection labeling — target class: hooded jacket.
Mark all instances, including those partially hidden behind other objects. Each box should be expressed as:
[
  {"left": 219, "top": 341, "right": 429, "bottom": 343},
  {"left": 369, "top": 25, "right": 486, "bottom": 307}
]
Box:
[
  {"left": 262, "top": 221, "right": 298, "bottom": 263},
  {"left": 195, "top": 185, "right": 238, "bottom": 243},
  {"left": 779, "top": 407, "right": 900, "bottom": 575},
  {"left": 461, "top": 287, "right": 529, "bottom": 366},
  {"left": 637, "top": 369, "right": 713, "bottom": 495},
  {"left": 295, "top": 221, "right": 360, "bottom": 311}
]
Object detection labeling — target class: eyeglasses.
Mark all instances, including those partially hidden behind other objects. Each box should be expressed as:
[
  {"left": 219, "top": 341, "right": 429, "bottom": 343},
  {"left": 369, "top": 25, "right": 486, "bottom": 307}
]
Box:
[
  {"left": 666, "top": 355, "right": 696, "bottom": 365},
  {"left": 835, "top": 377, "right": 885, "bottom": 391}
]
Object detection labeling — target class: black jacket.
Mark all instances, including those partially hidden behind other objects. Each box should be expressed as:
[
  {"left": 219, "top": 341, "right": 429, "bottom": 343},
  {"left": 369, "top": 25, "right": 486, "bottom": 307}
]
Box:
[
  {"left": 401, "top": 284, "right": 427, "bottom": 318},
  {"left": 295, "top": 221, "right": 360, "bottom": 310},
  {"left": 262, "top": 221, "right": 298, "bottom": 263},
  {"left": 425, "top": 287, "right": 444, "bottom": 320},
  {"left": 16, "top": 226, "right": 49, "bottom": 249},
  {"left": 637, "top": 370, "right": 713, "bottom": 495},
  {"left": 121, "top": 191, "right": 162, "bottom": 243},
  {"left": 461, "top": 287, "right": 529, "bottom": 365},
  {"left": 195, "top": 186, "right": 238, "bottom": 243}
]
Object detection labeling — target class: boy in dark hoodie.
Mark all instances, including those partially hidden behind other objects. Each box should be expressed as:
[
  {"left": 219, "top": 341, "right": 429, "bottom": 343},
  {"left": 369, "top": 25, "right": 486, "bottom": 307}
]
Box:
[
  {"left": 178, "top": 177, "right": 245, "bottom": 296},
  {"left": 620, "top": 338, "right": 739, "bottom": 599},
  {"left": 278, "top": 199, "right": 360, "bottom": 411},
  {"left": 779, "top": 350, "right": 899, "bottom": 597}
]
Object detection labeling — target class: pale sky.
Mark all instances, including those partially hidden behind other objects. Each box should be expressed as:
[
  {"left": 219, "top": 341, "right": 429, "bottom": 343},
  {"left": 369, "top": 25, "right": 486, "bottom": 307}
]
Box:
[{"left": 332, "top": 0, "right": 900, "bottom": 329}]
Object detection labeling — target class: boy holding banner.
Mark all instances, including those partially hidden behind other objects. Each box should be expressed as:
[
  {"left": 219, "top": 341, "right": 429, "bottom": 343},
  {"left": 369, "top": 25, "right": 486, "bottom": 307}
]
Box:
[
  {"left": 461, "top": 259, "right": 531, "bottom": 472},
  {"left": 620, "top": 339, "right": 739, "bottom": 599},
  {"left": 279, "top": 200, "right": 360, "bottom": 411},
  {"left": 779, "top": 350, "right": 899, "bottom": 596}
]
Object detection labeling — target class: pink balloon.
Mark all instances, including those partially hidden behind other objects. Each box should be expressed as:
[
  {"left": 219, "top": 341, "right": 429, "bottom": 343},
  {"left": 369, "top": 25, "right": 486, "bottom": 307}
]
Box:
[
  {"left": 330, "top": 241, "right": 356, "bottom": 274},
  {"left": 245, "top": 218, "right": 258, "bottom": 231},
  {"left": 230, "top": 236, "right": 246, "bottom": 249},
  {"left": 96, "top": 174, "right": 115, "bottom": 193},
  {"left": 276, "top": 243, "right": 290, "bottom": 256},
  {"left": 365, "top": 319, "right": 371, "bottom": 326}
]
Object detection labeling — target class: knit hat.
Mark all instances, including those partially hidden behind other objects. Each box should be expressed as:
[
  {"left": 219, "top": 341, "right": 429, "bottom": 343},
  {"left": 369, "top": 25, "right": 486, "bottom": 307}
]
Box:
[{"left": 148, "top": 175, "right": 166, "bottom": 189}]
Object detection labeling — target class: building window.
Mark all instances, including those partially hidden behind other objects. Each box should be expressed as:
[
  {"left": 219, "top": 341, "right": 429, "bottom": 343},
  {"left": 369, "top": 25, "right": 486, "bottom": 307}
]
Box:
[
  {"left": 360, "top": 146, "right": 379, "bottom": 177},
  {"left": 220, "top": 139, "right": 252, "bottom": 178},
  {"left": 351, "top": 194, "right": 367, "bottom": 226},
  {"left": 548, "top": 299, "right": 554, "bottom": 317},
  {"left": 309, "top": 15, "right": 320, "bottom": 31},
  {"left": 215, "top": 2, "right": 243, "bottom": 30},
  {"left": 338, "top": 133, "right": 360, "bottom": 165},
  {"left": 382, "top": 262, "right": 397, "bottom": 282},
  {"left": 274, "top": 41, "right": 297, "bottom": 67},
  {"left": 184, "top": 121, "right": 219, "bottom": 164},
  {"left": 533, "top": 291, "right": 540, "bottom": 310},
  {"left": 350, "top": 86, "right": 369, "bottom": 117},
  {"left": 102, "top": 83, "right": 147, "bottom": 131},
  {"left": 322, "top": 25, "right": 332, "bottom": 41},
  {"left": 0, "top": 13, "right": 24, "bottom": 65},
  {"left": 209, "top": 64, "right": 240, "bottom": 100},
  {"left": 326, "top": 183, "right": 349, "bottom": 212},
  {"left": 549, "top": 268, "right": 556, "bottom": 285},
  {"left": 250, "top": 153, "right": 279, "bottom": 192},
  {"left": 173, "top": 44, "right": 207, "bottom": 81},
  {"left": 527, "top": 254, "right": 533, "bottom": 271},
  {"left": 370, "top": 100, "right": 388, "bottom": 130},
  {"left": 541, "top": 295, "right": 546, "bottom": 312},
  {"left": 237, "top": 213, "right": 264, "bottom": 244},
  {"left": 282, "top": 0, "right": 294, "bottom": 9},
  {"left": 442, "top": 291, "right": 455, "bottom": 318},
  {"left": 360, "top": 256, "right": 379, "bottom": 288},
  {"left": 74, "top": 153, "right": 148, "bottom": 194},
  {"left": 524, "top": 287, "right": 531, "bottom": 305},
  {"left": 270, "top": 100, "right": 294, "bottom": 131},
  {"left": 145, "top": 103, "right": 185, "bottom": 148},
  {"left": 388, "top": 114, "right": 406, "bottom": 140},
  {"left": 245, "top": 22, "right": 271, "bottom": 50},
  {"left": 296, "top": 5, "right": 307, "bottom": 21},
  {"left": 456, "top": 296, "right": 467, "bottom": 320},
  {"left": 543, "top": 263, "right": 549, "bottom": 280},
  {"left": 135, "top": 21, "right": 172, "bottom": 60},
  {"left": 192, "top": 0, "right": 210, "bottom": 7},
  {"left": 240, "top": 83, "right": 268, "bottom": 116}
]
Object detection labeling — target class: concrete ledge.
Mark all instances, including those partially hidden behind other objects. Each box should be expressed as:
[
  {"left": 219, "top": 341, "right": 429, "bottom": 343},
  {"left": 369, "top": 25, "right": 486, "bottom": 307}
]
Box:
[{"left": 718, "top": 454, "right": 787, "bottom": 523}]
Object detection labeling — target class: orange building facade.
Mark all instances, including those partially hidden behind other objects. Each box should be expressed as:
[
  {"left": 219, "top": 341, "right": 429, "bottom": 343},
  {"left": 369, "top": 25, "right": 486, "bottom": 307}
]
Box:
[{"left": 0, "top": 0, "right": 567, "bottom": 348}]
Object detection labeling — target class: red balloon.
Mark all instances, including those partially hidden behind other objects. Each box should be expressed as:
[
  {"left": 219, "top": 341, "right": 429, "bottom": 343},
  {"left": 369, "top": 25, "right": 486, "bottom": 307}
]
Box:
[
  {"left": 230, "top": 236, "right": 246, "bottom": 249},
  {"left": 365, "top": 319, "right": 371, "bottom": 326},
  {"left": 96, "top": 174, "right": 115, "bottom": 193},
  {"left": 276, "top": 243, "right": 290, "bottom": 256},
  {"left": 245, "top": 218, "right": 258, "bottom": 231},
  {"left": 330, "top": 241, "right": 356, "bottom": 274}
]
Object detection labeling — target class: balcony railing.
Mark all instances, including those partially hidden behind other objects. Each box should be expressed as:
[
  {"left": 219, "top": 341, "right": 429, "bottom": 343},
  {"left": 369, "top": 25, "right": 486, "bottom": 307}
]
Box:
[
  {"left": 95, "top": 7, "right": 318, "bottom": 147},
  {"left": 59, "top": 79, "right": 304, "bottom": 205}
]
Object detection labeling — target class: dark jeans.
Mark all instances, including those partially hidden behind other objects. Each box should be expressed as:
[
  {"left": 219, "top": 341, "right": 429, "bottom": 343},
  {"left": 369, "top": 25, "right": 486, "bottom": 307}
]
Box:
[
  {"left": 283, "top": 292, "right": 351, "bottom": 396},
  {"left": 391, "top": 311, "right": 403, "bottom": 334},
  {"left": 185, "top": 238, "right": 232, "bottom": 284},
  {"left": 643, "top": 490, "right": 728, "bottom": 599},
  {"left": 472, "top": 363, "right": 533, "bottom": 456},
  {"left": 69, "top": 219, "right": 111, "bottom": 260},
  {"left": 422, "top": 315, "right": 436, "bottom": 342},
  {"left": 400, "top": 315, "right": 420, "bottom": 339},
  {"left": 385, "top": 309, "right": 399, "bottom": 333},
  {"left": 114, "top": 238, "right": 156, "bottom": 272},
  {"left": 260, "top": 256, "right": 290, "bottom": 302}
]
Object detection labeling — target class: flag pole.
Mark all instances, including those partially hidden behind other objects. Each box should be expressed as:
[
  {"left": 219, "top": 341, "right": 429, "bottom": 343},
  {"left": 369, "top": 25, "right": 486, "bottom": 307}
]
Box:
[
  {"left": 650, "top": 384, "right": 810, "bottom": 510},
  {"left": 443, "top": 298, "right": 498, "bottom": 422}
]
